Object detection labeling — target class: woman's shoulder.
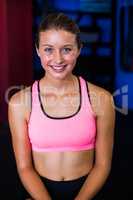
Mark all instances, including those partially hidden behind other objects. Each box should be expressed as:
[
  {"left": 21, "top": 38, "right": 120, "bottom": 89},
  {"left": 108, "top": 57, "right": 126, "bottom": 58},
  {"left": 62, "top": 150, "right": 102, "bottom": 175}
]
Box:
[
  {"left": 86, "top": 81, "right": 114, "bottom": 116},
  {"left": 9, "top": 86, "right": 31, "bottom": 105},
  {"left": 87, "top": 81, "right": 112, "bottom": 97},
  {"left": 9, "top": 86, "right": 32, "bottom": 120},
  {"left": 79, "top": 76, "right": 111, "bottom": 97}
]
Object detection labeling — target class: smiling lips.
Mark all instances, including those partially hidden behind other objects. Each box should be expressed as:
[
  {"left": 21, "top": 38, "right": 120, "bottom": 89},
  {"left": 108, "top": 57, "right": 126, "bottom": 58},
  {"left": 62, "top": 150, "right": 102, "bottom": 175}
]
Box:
[{"left": 50, "top": 64, "right": 67, "bottom": 72}]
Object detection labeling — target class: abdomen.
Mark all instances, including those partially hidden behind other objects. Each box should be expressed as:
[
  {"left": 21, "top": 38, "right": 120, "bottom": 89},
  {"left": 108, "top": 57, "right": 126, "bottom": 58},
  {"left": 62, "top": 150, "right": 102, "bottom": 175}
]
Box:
[{"left": 32, "top": 149, "right": 94, "bottom": 180}]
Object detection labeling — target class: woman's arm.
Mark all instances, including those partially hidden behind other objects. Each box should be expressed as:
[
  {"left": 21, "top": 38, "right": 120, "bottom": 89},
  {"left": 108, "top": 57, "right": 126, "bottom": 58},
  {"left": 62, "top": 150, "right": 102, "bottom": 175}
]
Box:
[
  {"left": 8, "top": 89, "right": 52, "bottom": 200},
  {"left": 75, "top": 86, "right": 115, "bottom": 200}
]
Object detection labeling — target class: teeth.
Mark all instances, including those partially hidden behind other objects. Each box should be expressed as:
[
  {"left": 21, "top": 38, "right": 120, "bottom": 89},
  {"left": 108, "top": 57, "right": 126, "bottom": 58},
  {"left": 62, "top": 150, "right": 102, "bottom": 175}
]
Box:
[
  {"left": 53, "top": 67, "right": 63, "bottom": 69},
  {"left": 51, "top": 65, "right": 66, "bottom": 71}
]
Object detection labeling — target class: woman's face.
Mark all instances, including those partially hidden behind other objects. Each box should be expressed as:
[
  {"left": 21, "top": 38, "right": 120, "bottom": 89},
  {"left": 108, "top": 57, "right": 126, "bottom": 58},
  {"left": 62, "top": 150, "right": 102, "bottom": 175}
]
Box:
[{"left": 36, "top": 29, "right": 81, "bottom": 80}]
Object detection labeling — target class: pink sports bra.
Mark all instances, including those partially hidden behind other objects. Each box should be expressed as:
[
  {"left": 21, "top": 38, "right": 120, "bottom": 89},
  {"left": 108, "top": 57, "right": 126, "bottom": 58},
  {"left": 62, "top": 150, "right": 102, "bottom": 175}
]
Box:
[{"left": 28, "top": 76, "right": 96, "bottom": 152}]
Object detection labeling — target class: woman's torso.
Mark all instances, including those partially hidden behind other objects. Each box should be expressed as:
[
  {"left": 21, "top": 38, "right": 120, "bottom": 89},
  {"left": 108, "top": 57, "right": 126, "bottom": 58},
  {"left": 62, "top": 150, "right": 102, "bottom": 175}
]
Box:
[{"left": 26, "top": 75, "right": 96, "bottom": 181}]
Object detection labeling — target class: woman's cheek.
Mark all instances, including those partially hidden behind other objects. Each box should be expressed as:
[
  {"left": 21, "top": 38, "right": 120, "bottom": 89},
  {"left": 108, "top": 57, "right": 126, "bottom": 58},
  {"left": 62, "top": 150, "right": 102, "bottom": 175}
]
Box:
[
  {"left": 42, "top": 55, "right": 51, "bottom": 65},
  {"left": 65, "top": 53, "right": 78, "bottom": 63},
  {"left": 65, "top": 52, "right": 75, "bottom": 59}
]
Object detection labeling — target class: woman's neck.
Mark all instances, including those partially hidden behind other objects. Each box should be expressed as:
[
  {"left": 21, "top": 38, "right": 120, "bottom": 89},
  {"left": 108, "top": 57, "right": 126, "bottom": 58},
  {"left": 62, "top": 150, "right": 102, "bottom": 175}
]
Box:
[{"left": 41, "top": 74, "right": 76, "bottom": 93}]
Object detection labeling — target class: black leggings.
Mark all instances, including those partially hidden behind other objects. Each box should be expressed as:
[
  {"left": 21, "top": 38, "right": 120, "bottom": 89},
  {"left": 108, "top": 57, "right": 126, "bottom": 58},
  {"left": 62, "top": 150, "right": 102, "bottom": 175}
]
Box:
[{"left": 40, "top": 174, "right": 89, "bottom": 200}]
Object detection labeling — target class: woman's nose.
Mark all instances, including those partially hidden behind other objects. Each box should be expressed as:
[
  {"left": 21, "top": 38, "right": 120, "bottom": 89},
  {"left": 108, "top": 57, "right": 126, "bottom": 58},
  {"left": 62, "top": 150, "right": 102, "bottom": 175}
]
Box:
[{"left": 54, "top": 51, "right": 64, "bottom": 64}]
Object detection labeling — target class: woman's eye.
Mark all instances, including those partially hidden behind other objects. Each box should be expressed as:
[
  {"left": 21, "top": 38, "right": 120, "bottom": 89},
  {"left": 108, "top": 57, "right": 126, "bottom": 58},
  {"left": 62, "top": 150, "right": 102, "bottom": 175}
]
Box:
[
  {"left": 63, "top": 48, "right": 72, "bottom": 53},
  {"left": 44, "top": 48, "right": 53, "bottom": 53}
]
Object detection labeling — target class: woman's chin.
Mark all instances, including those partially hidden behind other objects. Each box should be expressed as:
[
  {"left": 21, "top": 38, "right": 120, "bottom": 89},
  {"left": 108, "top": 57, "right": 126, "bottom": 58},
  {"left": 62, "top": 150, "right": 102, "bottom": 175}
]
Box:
[{"left": 48, "top": 69, "right": 71, "bottom": 79}]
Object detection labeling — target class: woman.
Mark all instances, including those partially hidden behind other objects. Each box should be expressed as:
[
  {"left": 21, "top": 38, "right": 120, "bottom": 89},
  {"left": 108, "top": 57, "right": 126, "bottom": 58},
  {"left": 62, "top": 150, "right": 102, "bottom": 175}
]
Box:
[{"left": 8, "top": 13, "right": 115, "bottom": 200}]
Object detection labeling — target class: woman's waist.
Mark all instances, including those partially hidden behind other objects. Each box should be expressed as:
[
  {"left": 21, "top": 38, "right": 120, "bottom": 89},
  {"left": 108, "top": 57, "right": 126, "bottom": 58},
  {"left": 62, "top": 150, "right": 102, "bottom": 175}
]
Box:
[
  {"left": 33, "top": 150, "right": 94, "bottom": 181},
  {"left": 37, "top": 164, "right": 92, "bottom": 181}
]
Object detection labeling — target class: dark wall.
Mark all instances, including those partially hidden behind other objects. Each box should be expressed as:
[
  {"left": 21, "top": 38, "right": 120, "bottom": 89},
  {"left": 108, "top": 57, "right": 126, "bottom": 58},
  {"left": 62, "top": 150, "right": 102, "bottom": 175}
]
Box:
[{"left": 0, "top": 0, "right": 33, "bottom": 122}]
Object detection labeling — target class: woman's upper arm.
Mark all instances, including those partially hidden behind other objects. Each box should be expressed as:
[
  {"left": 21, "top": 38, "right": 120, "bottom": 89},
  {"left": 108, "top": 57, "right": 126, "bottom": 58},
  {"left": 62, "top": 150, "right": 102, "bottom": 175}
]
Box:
[
  {"left": 8, "top": 89, "right": 32, "bottom": 171},
  {"left": 96, "top": 92, "right": 115, "bottom": 168},
  {"left": 89, "top": 84, "right": 115, "bottom": 169}
]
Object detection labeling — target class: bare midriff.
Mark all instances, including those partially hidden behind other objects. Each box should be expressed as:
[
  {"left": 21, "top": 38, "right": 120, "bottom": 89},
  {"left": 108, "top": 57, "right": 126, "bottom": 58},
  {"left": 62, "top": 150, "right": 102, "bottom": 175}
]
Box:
[{"left": 32, "top": 149, "right": 94, "bottom": 181}]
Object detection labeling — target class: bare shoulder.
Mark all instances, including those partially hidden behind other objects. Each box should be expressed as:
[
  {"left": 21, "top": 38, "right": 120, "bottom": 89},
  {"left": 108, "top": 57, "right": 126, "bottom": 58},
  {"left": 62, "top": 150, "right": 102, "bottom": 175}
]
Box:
[
  {"left": 87, "top": 82, "right": 112, "bottom": 97},
  {"left": 87, "top": 82, "right": 114, "bottom": 116},
  {"left": 9, "top": 86, "right": 31, "bottom": 102},
  {"left": 8, "top": 86, "right": 31, "bottom": 121}
]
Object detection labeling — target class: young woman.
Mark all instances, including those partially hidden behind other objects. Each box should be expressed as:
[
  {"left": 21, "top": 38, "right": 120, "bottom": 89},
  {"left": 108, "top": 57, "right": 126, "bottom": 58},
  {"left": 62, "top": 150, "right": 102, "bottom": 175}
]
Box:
[{"left": 8, "top": 13, "right": 115, "bottom": 200}]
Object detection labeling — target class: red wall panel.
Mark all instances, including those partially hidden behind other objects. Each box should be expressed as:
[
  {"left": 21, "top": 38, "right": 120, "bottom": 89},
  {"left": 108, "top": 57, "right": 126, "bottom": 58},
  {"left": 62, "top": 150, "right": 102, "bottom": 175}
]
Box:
[{"left": 0, "top": 0, "right": 32, "bottom": 122}]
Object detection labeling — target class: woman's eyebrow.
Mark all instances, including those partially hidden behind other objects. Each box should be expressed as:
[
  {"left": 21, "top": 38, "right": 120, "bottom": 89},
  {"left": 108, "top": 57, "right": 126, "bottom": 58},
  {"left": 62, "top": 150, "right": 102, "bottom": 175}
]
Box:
[
  {"left": 63, "top": 44, "right": 73, "bottom": 47},
  {"left": 41, "top": 44, "right": 53, "bottom": 47},
  {"left": 41, "top": 44, "right": 74, "bottom": 47}
]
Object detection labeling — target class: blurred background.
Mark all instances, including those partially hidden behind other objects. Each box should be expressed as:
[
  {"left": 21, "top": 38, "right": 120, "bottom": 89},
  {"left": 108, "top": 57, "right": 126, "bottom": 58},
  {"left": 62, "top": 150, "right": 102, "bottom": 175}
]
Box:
[{"left": 0, "top": 0, "right": 133, "bottom": 199}]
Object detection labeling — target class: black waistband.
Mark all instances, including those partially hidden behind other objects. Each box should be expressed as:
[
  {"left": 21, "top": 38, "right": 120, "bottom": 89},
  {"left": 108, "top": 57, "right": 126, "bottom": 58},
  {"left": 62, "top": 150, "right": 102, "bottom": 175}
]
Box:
[{"left": 40, "top": 173, "right": 89, "bottom": 184}]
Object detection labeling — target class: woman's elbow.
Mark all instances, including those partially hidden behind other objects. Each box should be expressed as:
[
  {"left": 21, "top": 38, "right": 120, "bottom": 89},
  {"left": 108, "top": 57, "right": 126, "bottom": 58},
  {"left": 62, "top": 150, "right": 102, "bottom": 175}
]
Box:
[
  {"left": 17, "top": 162, "right": 33, "bottom": 177},
  {"left": 95, "top": 160, "right": 112, "bottom": 177}
]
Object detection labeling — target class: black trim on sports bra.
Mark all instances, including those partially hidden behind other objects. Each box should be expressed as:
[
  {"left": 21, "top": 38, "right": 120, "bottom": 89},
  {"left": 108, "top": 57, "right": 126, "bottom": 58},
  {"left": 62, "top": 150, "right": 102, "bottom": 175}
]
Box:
[
  {"left": 85, "top": 81, "right": 92, "bottom": 105},
  {"left": 38, "top": 76, "right": 82, "bottom": 120}
]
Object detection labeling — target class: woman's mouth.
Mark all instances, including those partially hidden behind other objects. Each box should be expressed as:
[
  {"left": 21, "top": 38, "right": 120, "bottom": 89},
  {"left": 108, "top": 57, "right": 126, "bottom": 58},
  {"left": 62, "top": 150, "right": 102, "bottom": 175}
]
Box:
[{"left": 50, "top": 65, "right": 67, "bottom": 72}]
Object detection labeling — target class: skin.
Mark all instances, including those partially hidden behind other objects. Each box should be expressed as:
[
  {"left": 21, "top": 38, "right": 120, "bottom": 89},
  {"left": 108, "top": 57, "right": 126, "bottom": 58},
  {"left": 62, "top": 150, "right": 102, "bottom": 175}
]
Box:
[{"left": 8, "top": 29, "right": 115, "bottom": 200}]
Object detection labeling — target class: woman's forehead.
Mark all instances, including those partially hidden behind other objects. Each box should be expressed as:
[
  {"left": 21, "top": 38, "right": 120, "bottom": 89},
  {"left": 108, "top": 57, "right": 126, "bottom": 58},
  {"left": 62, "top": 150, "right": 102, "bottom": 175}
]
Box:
[{"left": 39, "top": 29, "right": 76, "bottom": 45}]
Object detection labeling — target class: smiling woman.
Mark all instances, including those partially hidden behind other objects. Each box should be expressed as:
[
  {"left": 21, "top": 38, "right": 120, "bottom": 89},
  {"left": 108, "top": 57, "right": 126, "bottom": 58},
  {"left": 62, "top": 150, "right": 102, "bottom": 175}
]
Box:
[
  {"left": 8, "top": 13, "right": 115, "bottom": 200},
  {"left": 36, "top": 29, "right": 80, "bottom": 80}
]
